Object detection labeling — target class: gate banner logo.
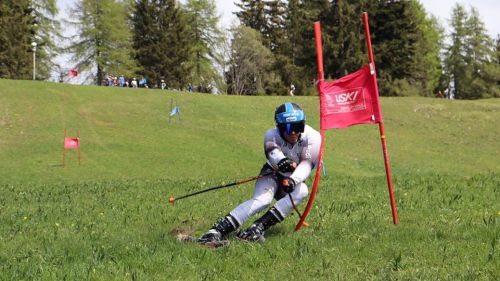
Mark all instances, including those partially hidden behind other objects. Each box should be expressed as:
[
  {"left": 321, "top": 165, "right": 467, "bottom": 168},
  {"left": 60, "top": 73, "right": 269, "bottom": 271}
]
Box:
[{"left": 323, "top": 87, "right": 366, "bottom": 114}]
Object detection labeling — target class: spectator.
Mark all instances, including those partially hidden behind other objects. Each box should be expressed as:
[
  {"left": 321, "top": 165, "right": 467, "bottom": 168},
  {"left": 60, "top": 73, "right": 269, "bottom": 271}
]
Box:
[
  {"left": 139, "top": 76, "right": 148, "bottom": 88},
  {"left": 118, "top": 75, "right": 126, "bottom": 87},
  {"left": 107, "top": 74, "right": 114, "bottom": 87},
  {"left": 131, "top": 78, "right": 138, "bottom": 88},
  {"left": 289, "top": 84, "right": 295, "bottom": 96}
]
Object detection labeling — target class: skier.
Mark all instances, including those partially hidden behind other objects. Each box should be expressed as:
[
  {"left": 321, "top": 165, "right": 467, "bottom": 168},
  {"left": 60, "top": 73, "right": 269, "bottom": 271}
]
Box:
[{"left": 198, "top": 102, "right": 321, "bottom": 244}]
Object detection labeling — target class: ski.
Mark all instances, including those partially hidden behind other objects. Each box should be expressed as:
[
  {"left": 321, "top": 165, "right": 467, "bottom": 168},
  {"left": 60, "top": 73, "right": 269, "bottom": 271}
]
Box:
[{"left": 176, "top": 233, "right": 230, "bottom": 249}]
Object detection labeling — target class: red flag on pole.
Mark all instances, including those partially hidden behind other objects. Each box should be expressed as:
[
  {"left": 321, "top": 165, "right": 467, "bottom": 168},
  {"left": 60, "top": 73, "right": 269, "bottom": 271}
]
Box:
[
  {"left": 68, "top": 69, "right": 79, "bottom": 77},
  {"left": 64, "top": 137, "right": 80, "bottom": 149},
  {"left": 62, "top": 129, "right": 81, "bottom": 167},
  {"left": 295, "top": 13, "right": 398, "bottom": 231},
  {"left": 319, "top": 64, "right": 381, "bottom": 129}
]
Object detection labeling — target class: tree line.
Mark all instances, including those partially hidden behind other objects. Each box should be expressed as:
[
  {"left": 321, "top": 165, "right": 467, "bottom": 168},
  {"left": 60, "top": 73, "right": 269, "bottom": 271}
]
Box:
[{"left": 0, "top": 0, "right": 499, "bottom": 99}]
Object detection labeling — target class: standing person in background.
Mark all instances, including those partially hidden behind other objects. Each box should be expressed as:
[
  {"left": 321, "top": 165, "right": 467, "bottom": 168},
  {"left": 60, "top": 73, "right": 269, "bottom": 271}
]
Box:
[
  {"left": 118, "top": 75, "right": 126, "bottom": 87},
  {"left": 198, "top": 102, "right": 321, "bottom": 245},
  {"left": 107, "top": 74, "right": 114, "bottom": 86},
  {"left": 289, "top": 84, "right": 295, "bottom": 96}
]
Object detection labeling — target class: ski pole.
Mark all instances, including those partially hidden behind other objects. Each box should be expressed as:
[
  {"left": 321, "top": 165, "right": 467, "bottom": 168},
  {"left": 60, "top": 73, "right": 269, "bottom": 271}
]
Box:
[
  {"left": 282, "top": 177, "right": 310, "bottom": 227},
  {"left": 169, "top": 172, "right": 273, "bottom": 204},
  {"left": 289, "top": 192, "right": 310, "bottom": 227}
]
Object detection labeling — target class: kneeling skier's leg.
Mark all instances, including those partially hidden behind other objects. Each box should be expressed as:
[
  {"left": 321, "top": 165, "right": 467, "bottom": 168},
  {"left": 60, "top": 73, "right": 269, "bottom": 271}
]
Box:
[
  {"left": 236, "top": 206, "right": 284, "bottom": 242},
  {"left": 229, "top": 175, "right": 277, "bottom": 226}
]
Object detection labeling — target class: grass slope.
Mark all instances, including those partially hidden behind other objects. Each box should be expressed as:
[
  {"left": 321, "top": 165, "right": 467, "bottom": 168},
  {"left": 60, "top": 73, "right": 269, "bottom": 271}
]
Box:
[{"left": 0, "top": 79, "right": 499, "bottom": 280}]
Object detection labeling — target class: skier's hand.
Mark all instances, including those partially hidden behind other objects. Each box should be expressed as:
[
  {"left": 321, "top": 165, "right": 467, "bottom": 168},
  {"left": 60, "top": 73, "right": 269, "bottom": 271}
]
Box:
[
  {"left": 281, "top": 177, "right": 297, "bottom": 193},
  {"left": 277, "top": 158, "right": 297, "bottom": 173}
]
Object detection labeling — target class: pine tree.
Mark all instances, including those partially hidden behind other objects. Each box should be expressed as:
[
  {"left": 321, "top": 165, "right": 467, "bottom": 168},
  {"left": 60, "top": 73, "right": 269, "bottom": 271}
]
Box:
[
  {"left": 488, "top": 36, "right": 500, "bottom": 97},
  {"left": 261, "top": 0, "right": 285, "bottom": 52},
  {"left": 0, "top": 0, "right": 34, "bottom": 79},
  {"left": 325, "top": 1, "right": 444, "bottom": 97},
  {"left": 370, "top": 0, "right": 423, "bottom": 96},
  {"left": 465, "top": 8, "right": 491, "bottom": 73},
  {"left": 294, "top": 0, "right": 332, "bottom": 95},
  {"left": 236, "top": 0, "right": 332, "bottom": 95},
  {"left": 132, "top": 0, "right": 193, "bottom": 88},
  {"left": 411, "top": 1, "right": 444, "bottom": 97},
  {"left": 272, "top": 0, "right": 305, "bottom": 94},
  {"left": 329, "top": 0, "right": 368, "bottom": 79},
  {"left": 184, "top": 0, "right": 224, "bottom": 89},
  {"left": 443, "top": 4, "right": 499, "bottom": 99},
  {"left": 235, "top": 0, "right": 289, "bottom": 95},
  {"left": 464, "top": 7, "right": 499, "bottom": 98},
  {"left": 286, "top": 0, "right": 302, "bottom": 65},
  {"left": 262, "top": 0, "right": 288, "bottom": 94},
  {"left": 235, "top": 0, "right": 267, "bottom": 34},
  {"left": 495, "top": 36, "right": 500, "bottom": 64},
  {"left": 31, "top": 0, "right": 60, "bottom": 80},
  {"left": 444, "top": 4, "right": 470, "bottom": 99},
  {"left": 66, "top": 0, "right": 138, "bottom": 85},
  {"left": 130, "top": 0, "right": 156, "bottom": 80}
]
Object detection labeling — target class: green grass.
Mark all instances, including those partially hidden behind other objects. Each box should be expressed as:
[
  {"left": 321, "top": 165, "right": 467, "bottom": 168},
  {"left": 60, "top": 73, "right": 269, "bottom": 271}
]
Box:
[{"left": 0, "top": 79, "right": 499, "bottom": 280}]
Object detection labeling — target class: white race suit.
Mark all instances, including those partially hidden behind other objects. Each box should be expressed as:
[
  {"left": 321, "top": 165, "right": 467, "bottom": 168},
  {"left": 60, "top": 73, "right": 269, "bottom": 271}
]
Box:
[{"left": 230, "top": 124, "right": 321, "bottom": 226}]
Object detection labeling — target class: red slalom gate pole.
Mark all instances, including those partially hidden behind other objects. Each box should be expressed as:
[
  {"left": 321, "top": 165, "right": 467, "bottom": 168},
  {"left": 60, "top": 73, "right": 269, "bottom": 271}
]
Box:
[
  {"left": 363, "top": 12, "right": 398, "bottom": 224},
  {"left": 295, "top": 21, "right": 326, "bottom": 231}
]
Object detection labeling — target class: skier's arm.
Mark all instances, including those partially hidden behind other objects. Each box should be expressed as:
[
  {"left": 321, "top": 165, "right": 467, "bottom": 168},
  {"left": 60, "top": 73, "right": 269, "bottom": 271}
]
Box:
[
  {"left": 290, "top": 130, "right": 321, "bottom": 183},
  {"left": 264, "top": 129, "right": 289, "bottom": 170}
]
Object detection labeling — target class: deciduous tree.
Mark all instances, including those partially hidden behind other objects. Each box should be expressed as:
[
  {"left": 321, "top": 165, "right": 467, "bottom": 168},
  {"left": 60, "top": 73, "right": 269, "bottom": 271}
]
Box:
[{"left": 227, "top": 26, "right": 273, "bottom": 95}]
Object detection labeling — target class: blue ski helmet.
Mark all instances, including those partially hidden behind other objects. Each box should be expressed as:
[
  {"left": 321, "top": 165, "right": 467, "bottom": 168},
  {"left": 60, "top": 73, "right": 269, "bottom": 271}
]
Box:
[{"left": 274, "top": 102, "right": 306, "bottom": 135}]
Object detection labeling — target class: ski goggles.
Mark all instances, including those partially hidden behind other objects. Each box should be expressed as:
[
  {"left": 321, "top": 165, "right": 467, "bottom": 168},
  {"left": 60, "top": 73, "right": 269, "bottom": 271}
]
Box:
[{"left": 278, "top": 121, "right": 305, "bottom": 135}]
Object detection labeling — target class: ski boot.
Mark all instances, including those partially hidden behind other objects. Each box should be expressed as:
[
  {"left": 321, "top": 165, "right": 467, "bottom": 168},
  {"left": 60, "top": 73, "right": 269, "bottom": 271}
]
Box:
[
  {"left": 198, "top": 214, "right": 239, "bottom": 247},
  {"left": 236, "top": 207, "right": 284, "bottom": 242}
]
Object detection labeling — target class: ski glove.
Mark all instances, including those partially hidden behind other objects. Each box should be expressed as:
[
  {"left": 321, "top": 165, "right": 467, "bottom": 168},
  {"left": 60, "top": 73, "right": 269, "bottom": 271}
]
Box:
[
  {"left": 277, "top": 158, "right": 296, "bottom": 173},
  {"left": 281, "top": 177, "right": 297, "bottom": 193}
]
